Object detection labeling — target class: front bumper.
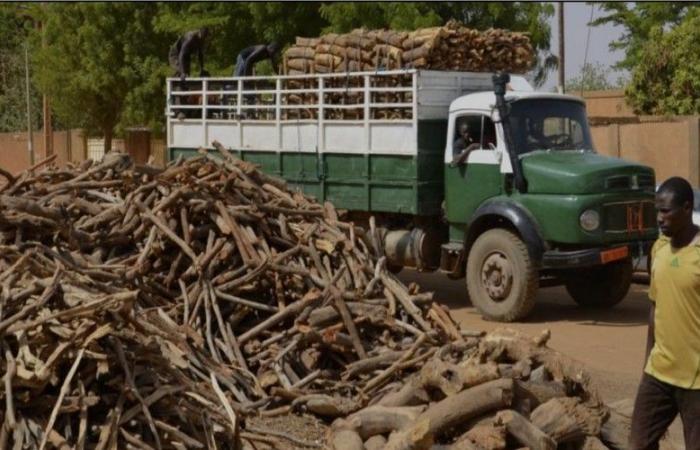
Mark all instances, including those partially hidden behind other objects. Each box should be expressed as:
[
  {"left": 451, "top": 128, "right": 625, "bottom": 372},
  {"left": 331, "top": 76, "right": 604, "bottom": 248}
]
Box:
[{"left": 542, "top": 240, "right": 653, "bottom": 269}]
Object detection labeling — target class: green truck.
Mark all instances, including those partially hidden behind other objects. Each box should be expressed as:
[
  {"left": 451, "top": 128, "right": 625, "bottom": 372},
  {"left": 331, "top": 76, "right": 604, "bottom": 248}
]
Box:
[{"left": 166, "top": 69, "right": 657, "bottom": 321}]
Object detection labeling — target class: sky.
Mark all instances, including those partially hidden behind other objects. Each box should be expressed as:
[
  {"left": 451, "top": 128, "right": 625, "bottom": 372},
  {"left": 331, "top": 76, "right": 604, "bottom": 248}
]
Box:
[{"left": 542, "top": 2, "right": 628, "bottom": 91}]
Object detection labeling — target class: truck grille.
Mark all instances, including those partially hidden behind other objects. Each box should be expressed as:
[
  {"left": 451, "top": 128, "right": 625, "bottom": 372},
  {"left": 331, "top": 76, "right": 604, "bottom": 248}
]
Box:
[
  {"left": 605, "top": 174, "right": 655, "bottom": 191},
  {"left": 602, "top": 200, "right": 656, "bottom": 234}
]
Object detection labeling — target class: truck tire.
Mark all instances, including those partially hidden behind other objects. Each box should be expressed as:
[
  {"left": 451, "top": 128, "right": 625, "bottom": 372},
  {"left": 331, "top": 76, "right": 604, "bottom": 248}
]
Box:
[
  {"left": 565, "top": 259, "right": 633, "bottom": 308},
  {"left": 466, "top": 229, "right": 538, "bottom": 322}
]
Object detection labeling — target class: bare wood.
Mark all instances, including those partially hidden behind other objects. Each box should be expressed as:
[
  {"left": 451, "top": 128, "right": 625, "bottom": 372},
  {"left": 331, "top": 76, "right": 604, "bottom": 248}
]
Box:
[
  {"left": 530, "top": 397, "right": 605, "bottom": 443},
  {"left": 330, "top": 286, "right": 367, "bottom": 359},
  {"left": 136, "top": 201, "right": 199, "bottom": 267},
  {"left": 3, "top": 348, "right": 16, "bottom": 430},
  {"left": 330, "top": 429, "right": 364, "bottom": 450},
  {"left": 464, "top": 424, "right": 507, "bottom": 450},
  {"left": 38, "top": 348, "right": 85, "bottom": 450},
  {"left": 379, "top": 272, "right": 432, "bottom": 332},
  {"left": 363, "top": 333, "right": 428, "bottom": 394},
  {"left": 238, "top": 288, "right": 322, "bottom": 343},
  {"left": 495, "top": 409, "right": 556, "bottom": 450},
  {"left": 384, "top": 378, "right": 514, "bottom": 450},
  {"left": 345, "top": 405, "right": 425, "bottom": 439}
]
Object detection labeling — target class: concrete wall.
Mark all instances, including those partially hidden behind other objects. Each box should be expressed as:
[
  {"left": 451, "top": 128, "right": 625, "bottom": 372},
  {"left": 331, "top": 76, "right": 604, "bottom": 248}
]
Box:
[
  {"left": 0, "top": 129, "right": 87, "bottom": 175},
  {"left": 0, "top": 129, "right": 167, "bottom": 175},
  {"left": 582, "top": 90, "right": 636, "bottom": 118},
  {"left": 591, "top": 117, "right": 700, "bottom": 185},
  {"left": 87, "top": 137, "right": 166, "bottom": 167}
]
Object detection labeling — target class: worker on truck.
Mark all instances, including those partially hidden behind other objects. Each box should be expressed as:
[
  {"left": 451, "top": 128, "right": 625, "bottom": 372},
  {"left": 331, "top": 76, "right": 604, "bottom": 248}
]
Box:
[
  {"left": 169, "top": 28, "right": 209, "bottom": 119},
  {"left": 169, "top": 28, "right": 210, "bottom": 81},
  {"left": 234, "top": 42, "right": 280, "bottom": 76}
]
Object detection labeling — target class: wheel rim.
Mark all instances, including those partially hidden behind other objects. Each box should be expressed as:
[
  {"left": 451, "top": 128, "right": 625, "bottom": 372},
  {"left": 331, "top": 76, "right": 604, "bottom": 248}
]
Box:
[{"left": 481, "top": 251, "right": 513, "bottom": 301}]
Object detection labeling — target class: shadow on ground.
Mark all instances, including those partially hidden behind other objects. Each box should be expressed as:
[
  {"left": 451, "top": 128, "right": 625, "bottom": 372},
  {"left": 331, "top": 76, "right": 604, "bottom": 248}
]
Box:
[{"left": 398, "top": 269, "right": 650, "bottom": 327}]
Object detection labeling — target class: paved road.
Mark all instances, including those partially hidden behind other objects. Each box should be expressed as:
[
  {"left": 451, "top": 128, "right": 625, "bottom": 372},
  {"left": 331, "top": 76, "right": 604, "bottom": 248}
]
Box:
[{"left": 398, "top": 270, "right": 684, "bottom": 449}]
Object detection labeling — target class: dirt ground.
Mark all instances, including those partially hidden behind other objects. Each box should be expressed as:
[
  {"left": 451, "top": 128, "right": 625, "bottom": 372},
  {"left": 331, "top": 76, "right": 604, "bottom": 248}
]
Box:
[{"left": 399, "top": 269, "right": 685, "bottom": 449}]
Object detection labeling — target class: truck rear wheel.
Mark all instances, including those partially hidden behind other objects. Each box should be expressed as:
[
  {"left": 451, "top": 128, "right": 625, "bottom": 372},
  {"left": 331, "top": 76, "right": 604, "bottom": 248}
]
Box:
[
  {"left": 565, "top": 259, "right": 633, "bottom": 308},
  {"left": 466, "top": 229, "right": 538, "bottom": 322}
]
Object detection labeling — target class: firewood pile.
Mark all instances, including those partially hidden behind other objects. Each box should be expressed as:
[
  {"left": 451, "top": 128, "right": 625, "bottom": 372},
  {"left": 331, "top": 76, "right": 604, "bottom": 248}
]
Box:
[
  {"left": 328, "top": 327, "right": 631, "bottom": 450},
  {"left": 283, "top": 21, "right": 535, "bottom": 76},
  {"left": 0, "top": 148, "right": 629, "bottom": 449}
]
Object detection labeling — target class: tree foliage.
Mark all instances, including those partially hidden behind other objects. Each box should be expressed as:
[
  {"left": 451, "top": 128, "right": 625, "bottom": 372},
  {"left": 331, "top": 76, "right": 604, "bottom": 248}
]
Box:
[
  {"left": 566, "top": 62, "right": 625, "bottom": 94},
  {"left": 0, "top": 4, "right": 42, "bottom": 133},
  {"left": 625, "top": 10, "right": 700, "bottom": 115},
  {"left": 33, "top": 3, "right": 170, "bottom": 149},
  {"left": 5, "top": 2, "right": 557, "bottom": 146},
  {"left": 591, "top": 2, "right": 693, "bottom": 71}
]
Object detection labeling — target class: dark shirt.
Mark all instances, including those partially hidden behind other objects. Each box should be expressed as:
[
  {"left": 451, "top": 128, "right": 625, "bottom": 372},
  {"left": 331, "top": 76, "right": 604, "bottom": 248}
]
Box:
[
  {"left": 453, "top": 136, "right": 475, "bottom": 155},
  {"left": 170, "top": 31, "right": 206, "bottom": 78},
  {"left": 235, "top": 45, "right": 276, "bottom": 76}
]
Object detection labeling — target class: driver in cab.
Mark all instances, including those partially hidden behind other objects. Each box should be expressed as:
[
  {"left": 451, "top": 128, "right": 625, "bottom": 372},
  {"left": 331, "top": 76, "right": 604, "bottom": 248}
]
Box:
[{"left": 451, "top": 122, "right": 481, "bottom": 167}]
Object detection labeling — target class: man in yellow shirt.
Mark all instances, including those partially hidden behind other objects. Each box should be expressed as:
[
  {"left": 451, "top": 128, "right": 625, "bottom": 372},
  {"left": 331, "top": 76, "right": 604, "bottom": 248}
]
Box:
[{"left": 630, "top": 177, "right": 700, "bottom": 450}]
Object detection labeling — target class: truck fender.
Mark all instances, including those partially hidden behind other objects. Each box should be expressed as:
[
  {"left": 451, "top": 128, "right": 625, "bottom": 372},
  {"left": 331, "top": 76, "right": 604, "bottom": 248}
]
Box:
[{"left": 465, "top": 200, "right": 546, "bottom": 265}]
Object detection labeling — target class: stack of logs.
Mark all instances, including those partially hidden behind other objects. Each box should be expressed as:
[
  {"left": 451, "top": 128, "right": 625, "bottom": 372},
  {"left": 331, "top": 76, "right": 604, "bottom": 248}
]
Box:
[
  {"left": 328, "top": 328, "right": 631, "bottom": 450},
  {"left": 283, "top": 21, "right": 535, "bottom": 76},
  {"left": 0, "top": 146, "right": 630, "bottom": 449}
]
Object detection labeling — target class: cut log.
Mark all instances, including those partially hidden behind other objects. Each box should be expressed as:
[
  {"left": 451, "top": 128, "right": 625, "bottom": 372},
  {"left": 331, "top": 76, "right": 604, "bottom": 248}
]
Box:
[
  {"left": 296, "top": 37, "right": 320, "bottom": 47},
  {"left": 285, "top": 46, "right": 316, "bottom": 59},
  {"left": 377, "top": 379, "right": 431, "bottom": 407},
  {"left": 383, "top": 378, "right": 514, "bottom": 450},
  {"left": 344, "top": 405, "right": 425, "bottom": 439},
  {"left": 315, "top": 53, "right": 343, "bottom": 68},
  {"left": 530, "top": 397, "right": 606, "bottom": 443},
  {"left": 599, "top": 400, "right": 632, "bottom": 450},
  {"left": 364, "top": 435, "right": 387, "bottom": 450},
  {"left": 515, "top": 379, "right": 567, "bottom": 407},
  {"left": 464, "top": 424, "right": 507, "bottom": 450},
  {"left": 330, "top": 429, "right": 363, "bottom": 450},
  {"left": 495, "top": 409, "right": 556, "bottom": 450}
]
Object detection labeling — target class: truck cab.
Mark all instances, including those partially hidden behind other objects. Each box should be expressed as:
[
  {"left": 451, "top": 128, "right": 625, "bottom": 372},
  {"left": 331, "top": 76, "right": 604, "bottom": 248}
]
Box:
[
  {"left": 442, "top": 80, "right": 656, "bottom": 320},
  {"left": 165, "top": 69, "right": 657, "bottom": 321}
]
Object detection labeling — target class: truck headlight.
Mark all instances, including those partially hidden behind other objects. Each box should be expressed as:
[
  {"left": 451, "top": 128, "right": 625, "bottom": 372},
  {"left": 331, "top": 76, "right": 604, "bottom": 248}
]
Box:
[{"left": 580, "top": 209, "right": 600, "bottom": 231}]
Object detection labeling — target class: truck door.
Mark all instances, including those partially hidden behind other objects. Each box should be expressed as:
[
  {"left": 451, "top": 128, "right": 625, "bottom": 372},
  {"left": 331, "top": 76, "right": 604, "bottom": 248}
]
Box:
[{"left": 444, "top": 113, "right": 502, "bottom": 225}]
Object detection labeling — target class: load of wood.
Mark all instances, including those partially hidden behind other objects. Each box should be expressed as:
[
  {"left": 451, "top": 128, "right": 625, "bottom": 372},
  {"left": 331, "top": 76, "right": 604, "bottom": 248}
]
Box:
[
  {"left": 283, "top": 21, "right": 535, "bottom": 76},
  {"left": 0, "top": 146, "right": 455, "bottom": 448},
  {"left": 327, "top": 327, "right": 632, "bottom": 450},
  {"left": 0, "top": 148, "right": 630, "bottom": 449}
]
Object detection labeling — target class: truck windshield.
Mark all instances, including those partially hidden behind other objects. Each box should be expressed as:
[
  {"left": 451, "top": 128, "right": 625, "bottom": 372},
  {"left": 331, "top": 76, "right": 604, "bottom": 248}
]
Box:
[{"left": 508, "top": 98, "right": 594, "bottom": 155}]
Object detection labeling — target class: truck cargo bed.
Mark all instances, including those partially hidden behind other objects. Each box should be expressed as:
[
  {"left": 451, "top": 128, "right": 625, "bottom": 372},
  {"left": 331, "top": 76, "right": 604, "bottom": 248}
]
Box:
[{"left": 167, "top": 69, "right": 497, "bottom": 215}]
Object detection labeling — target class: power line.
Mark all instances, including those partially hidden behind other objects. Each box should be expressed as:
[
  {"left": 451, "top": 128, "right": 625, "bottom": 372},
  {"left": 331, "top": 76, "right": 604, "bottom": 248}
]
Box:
[{"left": 581, "top": 3, "right": 595, "bottom": 96}]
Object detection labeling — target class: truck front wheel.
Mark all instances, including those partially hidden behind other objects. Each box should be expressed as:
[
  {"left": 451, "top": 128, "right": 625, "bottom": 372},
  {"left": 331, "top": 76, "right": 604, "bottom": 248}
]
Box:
[
  {"left": 466, "top": 229, "right": 538, "bottom": 322},
  {"left": 565, "top": 259, "right": 633, "bottom": 308}
]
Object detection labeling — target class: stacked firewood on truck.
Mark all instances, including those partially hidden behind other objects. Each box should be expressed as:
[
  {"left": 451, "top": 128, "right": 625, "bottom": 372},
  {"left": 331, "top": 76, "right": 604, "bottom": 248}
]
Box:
[
  {"left": 283, "top": 20, "right": 534, "bottom": 75},
  {"left": 0, "top": 147, "right": 630, "bottom": 449},
  {"left": 281, "top": 21, "right": 534, "bottom": 122}
]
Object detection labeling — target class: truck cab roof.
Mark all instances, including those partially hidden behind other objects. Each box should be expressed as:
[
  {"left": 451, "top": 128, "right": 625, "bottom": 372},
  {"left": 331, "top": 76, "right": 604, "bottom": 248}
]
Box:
[{"left": 450, "top": 90, "right": 586, "bottom": 114}]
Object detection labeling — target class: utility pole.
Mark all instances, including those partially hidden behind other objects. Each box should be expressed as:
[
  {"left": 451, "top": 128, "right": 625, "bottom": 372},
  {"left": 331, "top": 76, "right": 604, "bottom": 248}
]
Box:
[
  {"left": 24, "top": 42, "right": 34, "bottom": 166},
  {"left": 42, "top": 18, "right": 52, "bottom": 158},
  {"left": 557, "top": 2, "right": 565, "bottom": 94}
]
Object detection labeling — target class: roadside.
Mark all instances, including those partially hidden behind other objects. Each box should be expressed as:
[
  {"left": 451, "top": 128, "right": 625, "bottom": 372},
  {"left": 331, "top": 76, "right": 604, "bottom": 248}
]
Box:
[{"left": 399, "top": 270, "right": 684, "bottom": 449}]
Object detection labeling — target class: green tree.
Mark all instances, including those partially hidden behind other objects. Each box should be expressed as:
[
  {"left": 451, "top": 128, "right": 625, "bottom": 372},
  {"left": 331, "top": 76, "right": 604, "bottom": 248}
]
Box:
[
  {"left": 625, "top": 10, "right": 700, "bottom": 115},
  {"left": 591, "top": 2, "right": 693, "bottom": 71},
  {"left": 33, "top": 3, "right": 170, "bottom": 151},
  {"left": 154, "top": 2, "right": 325, "bottom": 76},
  {"left": 566, "top": 62, "right": 618, "bottom": 94},
  {"left": 319, "top": 2, "right": 556, "bottom": 86},
  {"left": 0, "top": 4, "right": 42, "bottom": 133}
]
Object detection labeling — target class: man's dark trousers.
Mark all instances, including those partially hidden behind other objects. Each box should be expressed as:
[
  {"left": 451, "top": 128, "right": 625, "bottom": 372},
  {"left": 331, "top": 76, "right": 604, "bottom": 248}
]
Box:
[{"left": 630, "top": 373, "right": 700, "bottom": 449}]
